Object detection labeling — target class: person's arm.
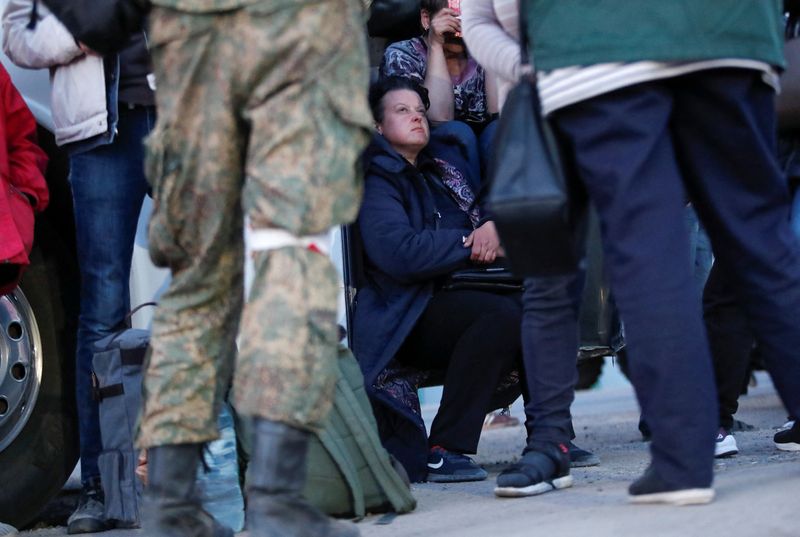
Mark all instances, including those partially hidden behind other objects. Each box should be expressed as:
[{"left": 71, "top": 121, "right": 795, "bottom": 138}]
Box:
[
  {"left": 359, "top": 172, "right": 470, "bottom": 283},
  {"left": 424, "top": 8, "right": 460, "bottom": 121},
  {"left": 461, "top": 0, "right": 522, "bottom": 84},
  {"left": 485, "top": 69, "right": 499, "bottom": 114},
  {"left": 2, "top": 0, "right": 83, "bottom": 69},
  {"left": 1, "top": 67, "right": 48, "bottom": 212}
]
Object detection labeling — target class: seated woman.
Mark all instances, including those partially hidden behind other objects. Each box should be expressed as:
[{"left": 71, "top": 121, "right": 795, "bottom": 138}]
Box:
[
  {"left": 351, "top": 76, "right": 521, "bottom": 483},
  {"left": 380, "top": 0, "right": 498, "bottom": 184}
]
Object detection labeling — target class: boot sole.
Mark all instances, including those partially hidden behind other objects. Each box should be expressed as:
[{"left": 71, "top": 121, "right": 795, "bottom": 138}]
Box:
[
  {"left": 774, "top": 441, "right": 800, "bottom": 451},
  {"left": 629, "top": 488, "right": 714, "bottom": 506},
  {"left": 495, "top": 475, "right": 573, "bottom": 498}
]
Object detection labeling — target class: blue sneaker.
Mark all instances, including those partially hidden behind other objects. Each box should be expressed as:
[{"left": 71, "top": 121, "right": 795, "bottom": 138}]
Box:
[{"left": 426, "top": 446, "right": 488, "bottom": 483}]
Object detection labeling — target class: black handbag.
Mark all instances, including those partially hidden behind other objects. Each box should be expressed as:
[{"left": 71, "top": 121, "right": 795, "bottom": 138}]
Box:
[
  {"left": 777, "top": 36, "right": 800, "bottom": 133},
  {"left": 441, "top": 265, "right": 523, "bottom": 293},
  {"left": 486, "top": 1, "right": 585, "bottom": 277}
]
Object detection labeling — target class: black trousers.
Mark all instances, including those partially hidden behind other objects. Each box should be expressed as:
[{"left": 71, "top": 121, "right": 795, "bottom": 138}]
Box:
[
  {"left": 396, "top": 289, "right": 522, "bottom": 454},
  {"left": 703, "top": 262, "right": 755, "bottom": 432}
]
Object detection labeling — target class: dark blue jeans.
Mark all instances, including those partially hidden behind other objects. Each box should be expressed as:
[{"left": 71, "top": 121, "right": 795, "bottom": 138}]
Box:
[
  {"left": 68, "top": 105, "right": 154, "bottom": 487},
  {"left": 429, "top": 119, "right": 497, "bottom": 187},
  {"left": 521, "top": 69, "right": 800, "bottom": 490}
]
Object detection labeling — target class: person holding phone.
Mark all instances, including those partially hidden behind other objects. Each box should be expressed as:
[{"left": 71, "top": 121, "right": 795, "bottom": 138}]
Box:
[{"left": 381, "top": 0, "right": 498, "bottom": 186}]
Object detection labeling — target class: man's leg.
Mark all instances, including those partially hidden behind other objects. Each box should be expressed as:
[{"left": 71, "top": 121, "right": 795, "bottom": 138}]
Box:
[
  {"left": 494, "top": 272, "right": 579, "bottom": 498},
  {"left": 702, "top": 261, "right": 753, "bottom": 457},
  {"left": 549, "top": 82, "right": 717, "bottom": 498},
  {"left": 137, "top": 9, "right": 244, "bottom": 537},
  {"left": 231, "top": 0, "right": 372, "bottom": 535},
  {"left": 67, "top": 106, "right": 152, "bottom": 533},
  {"left": 671, "top": 69, "right": 800, "bottom": 426}
]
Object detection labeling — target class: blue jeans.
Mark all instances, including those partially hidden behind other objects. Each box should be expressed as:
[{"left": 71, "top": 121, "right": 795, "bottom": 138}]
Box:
[
  {"left": 69, "top": 105, "right": 154, "bottom": 487},
  {"left": 429, "top": 120, "right": 497, "bottom": 187},
  {"left": 685, "top": 205, "right": 713, "bottom": 293}
]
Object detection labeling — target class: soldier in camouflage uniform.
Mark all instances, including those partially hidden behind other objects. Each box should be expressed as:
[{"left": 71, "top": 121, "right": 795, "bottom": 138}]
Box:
[{"left": 134, "top": 0, "right": 373, "bottom": 536}]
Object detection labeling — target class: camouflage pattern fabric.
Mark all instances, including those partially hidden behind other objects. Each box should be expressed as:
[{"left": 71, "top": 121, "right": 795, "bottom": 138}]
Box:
[
  {"left": 147, "top": 0, "right": 370, "bottom": 18},
  {"left": 136, "top": 0, "right": 372, "bottom": 448}
]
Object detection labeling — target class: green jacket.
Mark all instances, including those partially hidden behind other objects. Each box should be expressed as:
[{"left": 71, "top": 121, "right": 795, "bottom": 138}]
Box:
[{"left": 526, "top": 0, "right": 785, "bottom": 72}]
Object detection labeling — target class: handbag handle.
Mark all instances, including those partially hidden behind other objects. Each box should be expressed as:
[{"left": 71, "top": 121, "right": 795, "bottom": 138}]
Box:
[{"left": 518, "top": 0, "right": 531, "bottom": 71}]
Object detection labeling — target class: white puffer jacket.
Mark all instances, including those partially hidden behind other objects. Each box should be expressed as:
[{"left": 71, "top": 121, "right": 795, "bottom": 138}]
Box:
[{"left": 2, "top": 0, "right": 109, "bottom": 146}]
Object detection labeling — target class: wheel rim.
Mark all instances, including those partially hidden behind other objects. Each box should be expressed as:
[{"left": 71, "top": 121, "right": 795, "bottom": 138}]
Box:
[{"left": 0, "top": 289, "right": 43, "bottom": 453}]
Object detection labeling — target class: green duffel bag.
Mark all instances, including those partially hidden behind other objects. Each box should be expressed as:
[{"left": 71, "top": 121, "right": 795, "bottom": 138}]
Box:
[{"left": 302, "top": 345, "right": 416, "bottom": 519}]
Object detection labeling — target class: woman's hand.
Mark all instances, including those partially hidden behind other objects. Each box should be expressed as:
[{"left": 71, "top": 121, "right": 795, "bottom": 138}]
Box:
[
  {"left": 428, "top": 8, "right": 461, "bottom": 44},
  {"left": 464, "top": 220, "right": 504, "bottom": 264}
]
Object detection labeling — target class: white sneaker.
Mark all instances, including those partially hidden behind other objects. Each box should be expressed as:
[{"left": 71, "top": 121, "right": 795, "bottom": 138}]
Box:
[
  {"left": 714, "top": 428, "right": 738, "bottom": 458},
  {"left": 0, "top": 522, "right": 18, "bottom": 535}
]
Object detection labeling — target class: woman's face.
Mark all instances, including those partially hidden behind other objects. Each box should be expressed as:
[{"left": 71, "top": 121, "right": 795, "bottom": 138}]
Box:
[{"left": 377, "top": 89, "right": 430, "bottom": 162}]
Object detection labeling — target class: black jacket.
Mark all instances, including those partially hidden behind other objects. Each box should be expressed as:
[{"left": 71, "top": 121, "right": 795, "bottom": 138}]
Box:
[
  {"left": 352, "top": 134, "right": 477, "bottom": 480},
  {"left": 41, "top": 0, "right": 148, "bottom": 55}
]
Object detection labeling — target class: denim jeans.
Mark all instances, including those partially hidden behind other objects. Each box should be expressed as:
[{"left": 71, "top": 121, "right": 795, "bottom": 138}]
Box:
[
  {"left": 685, "top": 205, "right": 713, "bottom": 294},
  {"left": 68, "top": 105, "right": 154, "bottom": 487},
  {"left": 429, "top": 119, "right": 497, "bottom": 188}
]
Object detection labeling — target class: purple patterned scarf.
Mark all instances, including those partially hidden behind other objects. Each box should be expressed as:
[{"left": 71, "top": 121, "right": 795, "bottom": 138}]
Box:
[{"left": 433, "top": 157, "right": 481, "bottom": 228}]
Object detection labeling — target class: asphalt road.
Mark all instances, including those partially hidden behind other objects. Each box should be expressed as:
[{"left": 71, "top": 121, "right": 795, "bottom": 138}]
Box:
[{"left": 19, "top": 363, "right": 800, "bottom": 537}]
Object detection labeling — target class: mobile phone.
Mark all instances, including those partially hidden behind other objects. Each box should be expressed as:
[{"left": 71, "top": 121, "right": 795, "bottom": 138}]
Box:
[{"left": 447, "top": 0, "right": 461, "bottom": 37}]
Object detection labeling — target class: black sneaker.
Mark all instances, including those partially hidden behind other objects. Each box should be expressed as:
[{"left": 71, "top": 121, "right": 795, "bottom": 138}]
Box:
[
  {"left": 67, "top": 484, "right": 112, "bottom": 534},
  {"left": 628, "top": 466, "right": 714, "bottom": 506},
  {"left": 426, "top": 446, "right": 488, "bottom": 483},
  {"left": 568, "top": 441, "right": 600, "bottom": 467},
  {"left": 774, "top": 421, "right": 800, "bottom": 452},
  {"left": 494, "top": 441, "right": 572, "bottom": 498}
]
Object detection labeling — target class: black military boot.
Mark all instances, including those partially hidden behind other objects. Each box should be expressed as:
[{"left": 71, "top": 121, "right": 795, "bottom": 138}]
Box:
[
  {"left": 245, "top": 419, "right": 359, "bottom": 537},
  {"left": 142, "top": 443, "right": 233, "bottom": 537}
]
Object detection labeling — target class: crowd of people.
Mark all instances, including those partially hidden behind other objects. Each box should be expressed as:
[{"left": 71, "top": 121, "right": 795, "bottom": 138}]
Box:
[{"left": 0, "top": 0, "right": 798, "bottom": 535}]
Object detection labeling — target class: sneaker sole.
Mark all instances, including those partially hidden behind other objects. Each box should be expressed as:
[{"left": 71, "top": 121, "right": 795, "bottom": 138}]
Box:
[
  {"left": 494, "top": 475, "right": 573, "bottom": 498},
  {"left": 570, "top": 455, "right": 601, "bottom": 468},
  {"left": 774, "top": 441, "right": 800, "bottom": 451},
  {"left": 629, "top": 488, "right": 714, "bottom": 506},
  {"left": 66, "top": 519, "right": 113, "bottom": 535},
  {"left": 714, "top": 435, "right": 738, "bottom": 458},
  {"left": 427, "top": 471, "right": 488, "bottom": 483}
]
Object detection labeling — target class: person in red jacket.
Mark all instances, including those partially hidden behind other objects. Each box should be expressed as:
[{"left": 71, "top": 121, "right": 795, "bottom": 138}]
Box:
[{"left": 0, "top": 63, "right": 48, "bottom": 296}]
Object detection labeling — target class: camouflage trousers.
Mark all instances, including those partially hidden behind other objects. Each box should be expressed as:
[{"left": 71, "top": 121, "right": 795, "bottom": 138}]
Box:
[{"left": 136, "top": 0, "right": 372, "bottom": 448}]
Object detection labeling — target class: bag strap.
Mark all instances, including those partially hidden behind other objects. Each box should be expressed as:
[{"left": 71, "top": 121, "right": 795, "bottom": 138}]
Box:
[
  {"left": 106, "top": 301, "right": 158, "bottom": 348},
  {"left": 516, "top": 0, "right": 544, "bottom": 115},
  {"left": 518, "top": 0, "right": 531, "bottom": 70},
  {"left": 335, "top": 381, "right": 416, "bottom": 515},
  {"left": 125, "top": 301, "right": 158, "bottom": 326}
]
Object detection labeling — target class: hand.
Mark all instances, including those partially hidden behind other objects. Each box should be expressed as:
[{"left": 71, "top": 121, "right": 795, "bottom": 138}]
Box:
[
  {"left": 463, "top": 221, "right": 503, "bottom": 264},
  {"left": 428, "top": 8, "right": 461, "bottom": 44},
  {"left": 78, "top": 41, "right": 100, "bottom": 56}
]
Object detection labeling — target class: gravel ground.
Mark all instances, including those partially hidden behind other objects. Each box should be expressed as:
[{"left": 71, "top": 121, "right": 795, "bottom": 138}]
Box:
[{"left": 18, "top": 364, "right": 799, "bottom": 537}]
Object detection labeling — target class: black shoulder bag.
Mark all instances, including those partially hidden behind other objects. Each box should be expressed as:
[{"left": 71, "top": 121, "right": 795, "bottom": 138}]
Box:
[{"left": 486, "top": 0, "right": 585, "bottom": 277}]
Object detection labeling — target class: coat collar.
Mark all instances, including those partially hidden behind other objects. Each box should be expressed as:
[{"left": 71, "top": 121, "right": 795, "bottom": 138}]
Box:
[{"left": 364, "top": 133, "right": 441, "bottom": 178}]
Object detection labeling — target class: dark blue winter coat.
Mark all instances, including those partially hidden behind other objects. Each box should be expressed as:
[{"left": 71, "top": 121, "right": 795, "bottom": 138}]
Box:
[{"left": 351, "top": 134, "right": 481, "bottom": 481}]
